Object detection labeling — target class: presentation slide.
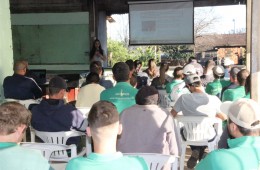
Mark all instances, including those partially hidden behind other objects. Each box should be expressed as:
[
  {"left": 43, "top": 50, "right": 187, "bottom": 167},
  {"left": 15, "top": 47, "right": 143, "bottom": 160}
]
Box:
[{"left": 129, "top": 1, "right": 194, "bottom": 45}]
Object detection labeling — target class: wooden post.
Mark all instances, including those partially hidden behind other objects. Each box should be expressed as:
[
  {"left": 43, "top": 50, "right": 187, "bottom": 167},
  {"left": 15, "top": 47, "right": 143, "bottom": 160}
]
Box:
[{"left": 250, "top": 0, "right": 260, "bottom": 104}]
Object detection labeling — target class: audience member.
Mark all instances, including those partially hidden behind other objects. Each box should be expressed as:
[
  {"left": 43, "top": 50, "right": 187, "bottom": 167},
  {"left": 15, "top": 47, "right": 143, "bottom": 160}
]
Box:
[
  {"left": 126, "top": 59, "right": 138, "bottom": 88},
  {"left": 223, "top": 58, "right": 234, "bottom": 79},
  {"left": 185, "top": 57, "right": 204, "bottom": 76},
  {"left": 100, "top": 62, "right": 138, "bottom": 114},
  {"left": 31, "top": 76, "right": 87, "bottom": 145},
  {"left": 205, "top": 65, "right": 229, "bottom": 97},
  {"left": 76, "top": 72, "right": 105, "bottom": 108},
  {"left": 222, "top": 69, "right": 249, "bottom": 102},
  {"left": 89, "top": 39, "right": 106, "bottom": 67},
  {"left": 196, "top": 99, "right": 260, "bottom": 170},
  {"left": 117, "top": 86, "right": 179, "bottom": 156},
  {"left": 87, "top": 61, "right": 113, "bottom": 89},
  {"left": 200, "top": 60, "right": 215, "bottom": 87},
  {"left": 143, "top": 58, "right": 158, "bottom": 85},
  {"left": 171, "top": 74, "right": 226, "bottom": 169},
  {"left": 134, "top": 60, "right": 143, "bottom": 74},
  {"left": 220, "top": 67, "right": 240, "bottom": 99},
  {"left": 151, "top": 62, "right": 170, "bottom": 89},
  {"left": 66, "top": 101, "right": 148, "bottom": 170},
  {"left": 0, "top": 102, "right": 52, "bottom": 170},
  {"left": 244, "top": 75, "right": 251, "bottom": 98},
  {"left": 3, "top": 60, "right": 42, "bottom": 100}
]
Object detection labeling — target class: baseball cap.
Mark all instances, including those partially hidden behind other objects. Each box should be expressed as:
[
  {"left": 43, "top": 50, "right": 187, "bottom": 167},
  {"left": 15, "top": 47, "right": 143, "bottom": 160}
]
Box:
[
  {"left": 213, "top": 65, "right": 224, "bottom": 76},
  {"left": 226, "top": 99, "right": 260, "bottom": 129},
  {"left": 224, "top": 58, "right": 234, "bottom": 66},
  {"left": 183, "top": 64, "right": 196, "bottom": 75},
  {"left": 184, "top": 74, "right": 201, "bottom": 85},
  {"left": 49, "top": 76, "right": 68, "bottom": 90}
]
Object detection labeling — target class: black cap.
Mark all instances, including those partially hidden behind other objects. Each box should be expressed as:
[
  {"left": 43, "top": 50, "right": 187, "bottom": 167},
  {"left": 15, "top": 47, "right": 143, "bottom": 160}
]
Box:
[{"left": 49, "top": 76, "right": 67, "bottom": 90}]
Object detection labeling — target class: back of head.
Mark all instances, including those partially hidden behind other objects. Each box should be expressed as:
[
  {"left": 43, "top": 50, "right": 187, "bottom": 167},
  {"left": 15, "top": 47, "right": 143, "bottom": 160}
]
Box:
[
  {"left": 48, "top": 76, "right": 67, "bottom": 96},
  {"left": 0, "top": 102, "right": 31, "bottom": 136},
  {"left": 188, "top": 57, "right": 196, "bottom": 63},
  {"left": 227, "top": 99, "right": 260, "bottom": 135},
  {"left": 112, "top": 62, "right": 130, "bottom": 82},
  {"left": 88, "top": 101, "right": 119, "bottom": 131},
  {"left": 212, "top": 65, "right": 225, "bottom": 79},
  {"left": 13, "top": 60, "right": 26, "bottom": 74},
  {"left": 173, "top": 67, "right": 183, "bottom": 79},
  {"left": 134, "top": 60, "right": 142, "bottom": 68},
  {"left": 230, "top": 67, "right": 241, "bottom": 79},
  {"left": 237, "top": 69, "right": 249, "bottom": 86},
  {"left": 184, "top": 73, "right": 201, "bottom": 87},
  {"left": 90, "top": 61, "right": 102, "bottom": 75},
  {"left": 135, "top": 86, "right": 159, "bottom": 105},
  {"left": 125, "top": 59, "right": 135, "bottom": 71},
  {"left": 86, "top": 72, "right": 100, "bottom": 84}
]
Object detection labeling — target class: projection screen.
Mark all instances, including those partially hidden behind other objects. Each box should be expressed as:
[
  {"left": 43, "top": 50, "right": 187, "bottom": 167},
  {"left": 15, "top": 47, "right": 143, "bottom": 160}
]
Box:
[{"left": 129, "top": 0, "right": 194, "bottom": 45}]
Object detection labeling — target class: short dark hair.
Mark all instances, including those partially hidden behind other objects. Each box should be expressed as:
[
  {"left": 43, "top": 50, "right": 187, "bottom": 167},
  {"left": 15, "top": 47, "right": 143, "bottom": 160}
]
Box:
[
  {"left": 135, "top": 86, "right": 159, "bottom": 105},
  {"left": 134, "top": 60, "right": 142, "bottom": 68},
  {"left": 0, "top": 102, "right": 31, "bottom": 135},
  {"left": 86, "top": 72, "right": 100, "bottom": 84},
  {"left": 188, "top": 57, "right": 196, "bottom": 63},
  {"left": 228, "top": 118, "right": 260, "bottom": 136},
  {"left": 237, "top": 69, "right": 249, "bottom": 86},
  {"left": 125, "top": 59, "right": 135, "bottom": 71},
  {"left": 88, "top": 101, "right": 119, "bottom": 129},
  {"left": 112, "top": 62, "right": 130, "bottom": 82},
  {"left": 188, "top": 81, "right": 201, "bottom": 87},
  {"left": 173, "top": 67, "right": 183, "bottom": 79},
  {"left": 90, "top": 61, "right": 102, "bottom": 74}
]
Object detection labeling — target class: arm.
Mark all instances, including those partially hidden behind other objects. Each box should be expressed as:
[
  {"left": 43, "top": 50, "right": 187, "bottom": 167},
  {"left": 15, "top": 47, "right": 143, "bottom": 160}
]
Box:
[{"left": 171, "top": 108, "right": 178, "bottom": 117}]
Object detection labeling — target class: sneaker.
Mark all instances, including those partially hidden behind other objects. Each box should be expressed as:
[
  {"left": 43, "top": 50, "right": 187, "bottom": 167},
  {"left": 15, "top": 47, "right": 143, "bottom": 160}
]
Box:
[{"left": 187, "top": 149, "right": 200, "bottom": 169}]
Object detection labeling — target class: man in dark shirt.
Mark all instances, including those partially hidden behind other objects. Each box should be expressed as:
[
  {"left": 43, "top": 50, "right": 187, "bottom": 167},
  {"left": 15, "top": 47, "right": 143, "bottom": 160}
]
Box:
[
  {"left": 31, "top": 76, "right": 87, "bottom": 145},
  {"left": 3, "top": 60, "right": 42, "bottom": 100}
]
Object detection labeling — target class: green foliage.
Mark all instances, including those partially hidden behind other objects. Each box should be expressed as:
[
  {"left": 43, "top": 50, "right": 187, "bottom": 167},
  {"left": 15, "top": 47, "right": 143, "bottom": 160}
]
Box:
[
  {"left": 160, "top": 45, "right": 194, "bottom": 61},
  {"left": 129, "top": 46, "right": 160, "bottom": 66}
]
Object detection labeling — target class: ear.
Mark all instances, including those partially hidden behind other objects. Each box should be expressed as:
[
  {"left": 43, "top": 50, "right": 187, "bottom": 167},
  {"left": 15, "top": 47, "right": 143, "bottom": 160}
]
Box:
[
  {"left": 86, "top": 127, "right": 92, "bottom": 137},
  {"left": 16, "top": 124, "right": 27, "bottom": 142},
  {"left": 118, "top": 124, "right": 123, "bottom": 135}
]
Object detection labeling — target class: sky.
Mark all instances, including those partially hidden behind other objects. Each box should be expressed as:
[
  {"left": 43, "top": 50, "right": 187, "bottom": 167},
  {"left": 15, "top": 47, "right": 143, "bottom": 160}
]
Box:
[{"left": 107, "top": 4, "right": 246, "bottom": 41}]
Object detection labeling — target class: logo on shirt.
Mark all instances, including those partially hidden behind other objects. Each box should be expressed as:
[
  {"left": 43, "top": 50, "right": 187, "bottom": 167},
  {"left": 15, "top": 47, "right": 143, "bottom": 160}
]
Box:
[{"left": 115, "top": 89, "right": 130, "bottom": 97}]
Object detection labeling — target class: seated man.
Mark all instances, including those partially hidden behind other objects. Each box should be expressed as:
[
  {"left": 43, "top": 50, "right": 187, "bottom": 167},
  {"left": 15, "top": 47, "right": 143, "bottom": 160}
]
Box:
[
  {"left": 221, "top": 67, "right": 240, "bottom": 99},
  {"left": 171, "top": 74, "right": 226, "bottom": 169},
  {"left": 196, "top": 99, "right": 260, "bottom": 170},
  {"left": 76, "top": 72, "right": 105, "bottom": 107},
  {"left": 31, "top": 76, "right": 87, "bottom": 145},
  {"left": 205, "top": 65, "right": 230, "bottom": 97},
  {"left": 66, "top": 101, "right": 148, "bottom": 170},
  {"left": 0, "top": 102, "right": 52, "bottom": 170},
  {"left": 222, "top": 69, "right": 249, "bottom": 102},
  {"left": 100, "top": 62, "right": 138, "bottom": 114},
  {"left": 117, "top": 86, "right": 179, "bottom": 156},
  {"left": 3, "top": 60, "right": 42, "bottom": 100}
]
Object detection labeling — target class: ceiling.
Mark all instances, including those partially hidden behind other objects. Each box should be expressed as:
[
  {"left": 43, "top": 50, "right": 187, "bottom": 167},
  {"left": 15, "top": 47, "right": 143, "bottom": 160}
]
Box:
[{"left": 10, "top": 0, "right": 246, "bottom": 14}]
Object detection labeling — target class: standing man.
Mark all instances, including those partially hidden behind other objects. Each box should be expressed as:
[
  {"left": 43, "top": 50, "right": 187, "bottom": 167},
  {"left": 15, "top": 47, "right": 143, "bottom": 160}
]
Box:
[
  {"left": 196, "top": 99, "right": 260, "bottom": 170},
  {"left": 100, "top": 62, "right": 138, "bottom": 114},
  {"left": 66, "top": 101, "right": 148, "bottom": 170},
  {"left": 0, "top": 102, "right": 52, "bottom": 170},
  {"left": 3, "top": 60, "right": 42, "bottom": 100}
]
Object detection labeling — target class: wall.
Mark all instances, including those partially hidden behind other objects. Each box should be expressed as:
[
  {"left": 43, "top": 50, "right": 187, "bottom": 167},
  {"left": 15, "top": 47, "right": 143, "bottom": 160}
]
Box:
[
  {"left": 11, "top": 12, "right": 90, "bottom": 67},
  {"left": 0, "top": 0, "right": 14, "bottom": 101}
]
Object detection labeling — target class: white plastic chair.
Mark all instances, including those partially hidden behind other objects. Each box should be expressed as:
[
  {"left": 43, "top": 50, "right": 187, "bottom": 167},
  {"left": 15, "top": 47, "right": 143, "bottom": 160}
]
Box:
[
  {"left": 31, "top": 129, "right": 92, "bottom": 159},
  {"left": 175, "top": 115, "right": 222, "bottom": 170},
  {"left": 4, "top": 98, "right": 40, "bottom": 109},
  {"left": 158, "top": 90, "right": 171, "bottom": 108},
  {"left": 20, "top": 142, "right": 77, "bottom": 162},
  {"left": 124, "top": 153, "right": 177, "bottom": 170}
]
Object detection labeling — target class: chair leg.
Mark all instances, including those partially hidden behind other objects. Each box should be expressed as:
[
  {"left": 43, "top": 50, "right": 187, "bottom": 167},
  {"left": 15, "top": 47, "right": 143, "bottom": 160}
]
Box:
[{"left": 179, "top": 144, "right": 187, "bottom": 170}]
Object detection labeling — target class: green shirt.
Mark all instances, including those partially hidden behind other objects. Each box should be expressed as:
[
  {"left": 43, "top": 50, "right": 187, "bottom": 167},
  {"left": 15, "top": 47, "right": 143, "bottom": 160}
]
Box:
[
  {"left": 222, "top": 86, "right": 246, "bottom": 102},
  {"left": 0, "top": 142, "right": 52, "bottom": 170},
  {"left": 66, "top": 152, "right": 149, "bottom": 170},
  {"left": 206, "top": 79, "right": 230, "bottom": 96},
  {"left": 196, "top": 136, "right": 260, "bottom": 170},
  {"left": 166, "top": 79, "right": 183, "bottom": 94},
  {"left": 100, "top": 82, "right": 138, "bottom": 114}
]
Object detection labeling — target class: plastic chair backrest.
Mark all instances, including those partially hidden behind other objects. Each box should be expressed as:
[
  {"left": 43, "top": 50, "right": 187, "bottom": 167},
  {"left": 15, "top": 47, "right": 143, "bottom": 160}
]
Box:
[
  {"left": 20, "top": 142, "right": 77, "bottom": 162},
  {"left": 124, "top": 153, "right": 177, "bottom": 170},
  {"left": 77, "top": 107, "right": 91, "bottom": 118},
  {"left": 176, "top": 116, "right": 220, "bottom": 141}
]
